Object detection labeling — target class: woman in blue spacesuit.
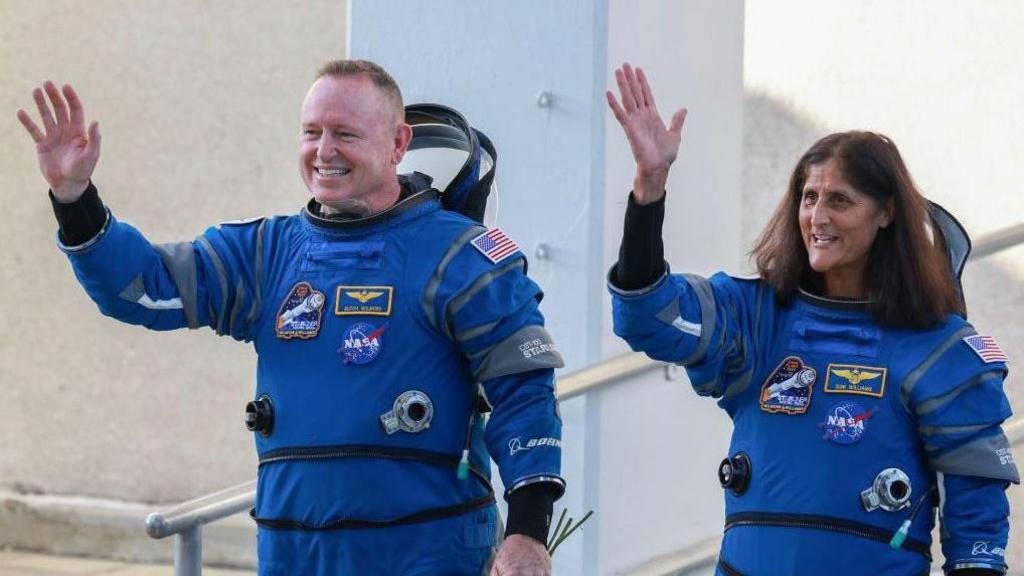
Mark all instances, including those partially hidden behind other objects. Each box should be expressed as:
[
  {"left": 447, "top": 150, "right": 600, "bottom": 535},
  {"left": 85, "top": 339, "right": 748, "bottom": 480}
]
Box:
[{"left": 605, "top": 63, "right": 1017, "bottom": 576}]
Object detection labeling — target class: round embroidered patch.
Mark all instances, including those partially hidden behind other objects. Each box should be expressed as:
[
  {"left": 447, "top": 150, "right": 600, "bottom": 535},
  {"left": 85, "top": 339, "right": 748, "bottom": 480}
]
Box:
[
  {"left": 821, "top": 401, "right": 875, "bottom": 445},
  {"left": 339, "top": 322, "right": 385, "bottom": 365}
]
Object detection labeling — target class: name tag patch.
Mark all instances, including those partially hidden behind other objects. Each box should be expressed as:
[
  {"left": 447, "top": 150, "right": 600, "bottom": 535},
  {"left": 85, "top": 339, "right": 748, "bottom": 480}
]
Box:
[
  {"left": 759, "top": 356, "right": 816, "bottom": 415},
  {"left": 824, "top": 364, "right": 887, "bottom": 398},
  {"left": 335, "top": 286, "right": 393, "bottom": 317},
  {"left": 275, "top": 282, "right": 326, "bottom": 340}
]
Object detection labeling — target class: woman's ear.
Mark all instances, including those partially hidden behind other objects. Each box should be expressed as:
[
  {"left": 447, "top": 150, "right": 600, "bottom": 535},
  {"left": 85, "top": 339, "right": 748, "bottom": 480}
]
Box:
[{"left": 878, "top": 198, "right": 895, "bottom": 228}]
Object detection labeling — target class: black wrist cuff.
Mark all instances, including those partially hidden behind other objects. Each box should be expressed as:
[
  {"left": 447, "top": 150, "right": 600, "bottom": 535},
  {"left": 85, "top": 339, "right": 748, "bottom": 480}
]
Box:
[
  {"left": 504, "top": 483, "right": 557, "bottom": 545},
  {"left": 949, "top": 569, "right": 1004, "bottom": 576},
  {"left": 50, "top": 182, "right": 106, "bottom": 246},
  {"left": 613, "top": 191, "right": 666, "bottom": 290}
]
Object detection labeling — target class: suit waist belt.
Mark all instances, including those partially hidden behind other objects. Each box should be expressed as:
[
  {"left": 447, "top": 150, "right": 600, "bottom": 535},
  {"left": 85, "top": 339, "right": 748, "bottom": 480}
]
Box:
[
  {"left": 724, "top": 512, "right": 931, "bottom": 560},
  {"left": 253, "top": 443, "right": 494, "bottom": 531}
]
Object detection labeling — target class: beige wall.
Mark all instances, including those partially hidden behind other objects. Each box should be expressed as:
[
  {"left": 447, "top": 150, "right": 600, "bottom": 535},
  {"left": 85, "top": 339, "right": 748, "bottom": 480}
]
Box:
[
  {"left": 743, "top": 1, "right": 1024, "bottom": 567},
  {"left": 0, "top": 1, "right": 346, "bottom": 503}
]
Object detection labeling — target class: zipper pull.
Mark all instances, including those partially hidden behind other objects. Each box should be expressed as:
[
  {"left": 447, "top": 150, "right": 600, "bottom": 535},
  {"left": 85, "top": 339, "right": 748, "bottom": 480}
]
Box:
[
  {"left": 457, "top": 450, "right": 470, "bottom": 480},
  {"left": 889, "top": 519, "right": 911, "bottom": 549}
]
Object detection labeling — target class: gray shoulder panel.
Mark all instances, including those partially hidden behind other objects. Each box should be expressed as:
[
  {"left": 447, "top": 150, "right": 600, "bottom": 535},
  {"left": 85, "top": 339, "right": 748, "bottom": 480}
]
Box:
[
  {"left": 473, "top": 325, "right": 565, "bottom": 382},
  {"left": 154, "top": 242, "right": 200, "bottom": 329},
  {"left": 929, "top": 432, "right": 1020, "bottom": 484}
]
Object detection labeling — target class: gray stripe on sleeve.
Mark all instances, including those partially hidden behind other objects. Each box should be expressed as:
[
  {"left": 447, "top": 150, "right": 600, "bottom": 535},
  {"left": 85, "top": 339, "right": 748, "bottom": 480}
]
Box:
[
  {"left": 900, "top": 325, "right": 976, "bottom": 412},
  {"left": 195, "top": 236, "right": 231, "bottom": 335},
  {"left": 919, "top": 423, "right": 993, "bottom": 437},
  {"left": 422, "top": 225, "right": 486, "bottom": 333},
  {"left": 473, "top": 325, "right": 565, "bottom": 382},
  {"left": 752, "top": 282, "right": 765, "bottom": 369},
  {"left": 916, "top": 371, "right": 1002, "bottom": 417},
  {"left": 118, "top": 275, "right": 145, "bottom": 302},
  {"left": 228, "top": 281, "right": 247, "bottom": 338},
  {"left": 678, "top": 274, "right": 718, "bottom": 366},
  {"left": 654, "top": 298, "right": 702, "bottom": 338},
  {"left": 692, "top": 377, "right": 720, "bottom": 396},
  {"left": 153, "top": 242, "right": 200, "bottom": 329},
  {"left": 722, "top": 367, "right": 755, "bottom": 401},
  {"left": 445, "top": 258, "right": 525, "bottom": 339},
  {"left": 455, "top": 319, "right": 502, "bottom": 343},
  {"left": 929, "top": 432, "right": 1020, "bottom": 484},
  {"left": 245, "top": 219, "right": 267, "bottom": 331}
]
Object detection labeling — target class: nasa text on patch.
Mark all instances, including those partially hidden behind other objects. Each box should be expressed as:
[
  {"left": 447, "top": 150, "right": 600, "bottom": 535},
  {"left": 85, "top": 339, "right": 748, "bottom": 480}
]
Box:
[
  {"left": 275, "top": 282, "right": 326, "bottom": 340},
  {"left": 820, "top": 400, "right": 875, "bottom": 445},
  {"left": 823, "top": 364, "right": 887, "bottom": 398},
  {"left": 471, "top": 228, "right": 520, "bottom": 264},
  {"left": 335, "top": 286, "right": 394, "bottom": 317},
  {"left": 759, "top": 355, "right": 817, "bottom": 415},
  {"left": 339, "top": 321, "right": 386, "bottom": 365}
]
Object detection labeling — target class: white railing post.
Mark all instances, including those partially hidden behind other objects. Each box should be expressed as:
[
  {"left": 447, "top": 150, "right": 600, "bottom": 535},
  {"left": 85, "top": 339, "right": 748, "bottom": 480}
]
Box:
[{"left": 174, "top": 525, "right": 202, "bottom": 576}]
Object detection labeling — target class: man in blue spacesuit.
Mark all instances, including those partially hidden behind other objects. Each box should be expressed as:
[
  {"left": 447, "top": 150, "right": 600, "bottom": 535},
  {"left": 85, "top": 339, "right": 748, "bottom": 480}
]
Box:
[{"left": 18, "top": 60, "right": 564, "bottom": 575}]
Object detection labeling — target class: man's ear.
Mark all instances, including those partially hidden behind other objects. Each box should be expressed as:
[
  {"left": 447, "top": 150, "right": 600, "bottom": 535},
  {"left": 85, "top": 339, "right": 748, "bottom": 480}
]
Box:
[{"left": 392, "top": 123, "right": 413, "bottom": 165}]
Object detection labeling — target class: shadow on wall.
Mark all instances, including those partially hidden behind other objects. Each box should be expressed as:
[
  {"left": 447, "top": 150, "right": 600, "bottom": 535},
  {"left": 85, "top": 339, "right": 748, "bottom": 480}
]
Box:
[{"left": 743, "top": 92, "right": 1024, "bottom": 569}]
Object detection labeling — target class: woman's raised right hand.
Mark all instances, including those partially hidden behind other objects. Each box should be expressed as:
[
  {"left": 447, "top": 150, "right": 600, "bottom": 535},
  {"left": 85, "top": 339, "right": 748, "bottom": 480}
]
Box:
[
  {"left": 16, "top": 82, "right": 101, "bottom": 203},
  {"left": 606, "top": 63, "right": 686, "bottom": 205}
]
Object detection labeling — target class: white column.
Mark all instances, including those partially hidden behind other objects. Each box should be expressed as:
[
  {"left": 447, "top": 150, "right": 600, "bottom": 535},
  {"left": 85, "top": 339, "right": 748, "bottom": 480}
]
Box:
[{"left": 348, "top": 2, "right": 743, "bottom": 572}]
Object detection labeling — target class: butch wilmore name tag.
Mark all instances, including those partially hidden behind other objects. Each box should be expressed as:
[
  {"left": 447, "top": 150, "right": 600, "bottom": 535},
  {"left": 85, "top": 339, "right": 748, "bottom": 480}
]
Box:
[{"left": 335, "top": 286, "right": 394, "bottom": 316}]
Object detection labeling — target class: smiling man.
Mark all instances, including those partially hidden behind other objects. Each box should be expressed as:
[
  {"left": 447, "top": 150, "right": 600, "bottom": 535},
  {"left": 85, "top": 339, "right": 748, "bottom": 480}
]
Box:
[{"left": 18, "top": 59, "right": 565, "bottom": 576}]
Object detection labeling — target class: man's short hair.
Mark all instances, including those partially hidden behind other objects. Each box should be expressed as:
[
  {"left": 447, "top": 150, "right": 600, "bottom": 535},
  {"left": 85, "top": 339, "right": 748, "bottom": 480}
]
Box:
[{"left": 316, "top": 59, "right": 404, "bottom": 121}]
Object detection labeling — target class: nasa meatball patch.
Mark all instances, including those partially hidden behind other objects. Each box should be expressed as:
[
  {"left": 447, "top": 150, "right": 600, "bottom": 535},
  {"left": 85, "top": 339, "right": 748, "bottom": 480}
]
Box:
[
  {"left": 339, "top": 322, "right": 386, "bottom": 365},
  {"left": 820, "top": 401, "right": 876, "bottom": 445},
  {"left": 759, "top": 355, "right": 817, "bottom": 415},
  {"left": 275, "top": 282, "right": 326, "bottom": 340}
]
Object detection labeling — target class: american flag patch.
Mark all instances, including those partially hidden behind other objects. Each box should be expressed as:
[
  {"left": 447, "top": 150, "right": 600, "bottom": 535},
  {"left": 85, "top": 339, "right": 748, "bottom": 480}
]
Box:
[
  {"left": 963, "top": 335, "right": 1009, "bottom": 364},
  {"left": 471, "top": 228, "right": 519, "bottom": 264}
]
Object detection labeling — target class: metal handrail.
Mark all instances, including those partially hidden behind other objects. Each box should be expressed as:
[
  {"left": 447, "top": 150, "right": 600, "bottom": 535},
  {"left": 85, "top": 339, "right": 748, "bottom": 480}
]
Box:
[
  {"left": 971, "top": 222, "right": 1024, "bottom": 260},
  {"left": 144, "top": 221, "right": 1023, "bottom": 575},
  {"left": 145, "top": 481, "right": 255, "bottom": 576}
]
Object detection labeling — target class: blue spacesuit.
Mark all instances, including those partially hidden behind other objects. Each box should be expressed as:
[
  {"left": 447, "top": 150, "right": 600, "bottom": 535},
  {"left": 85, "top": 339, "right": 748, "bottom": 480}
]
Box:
[
  {"left": 60, "top": 176, "right": 565, "bottom": 575},
  {"left": 610, "top": 269, "right": 1018, "bottom": 576}
]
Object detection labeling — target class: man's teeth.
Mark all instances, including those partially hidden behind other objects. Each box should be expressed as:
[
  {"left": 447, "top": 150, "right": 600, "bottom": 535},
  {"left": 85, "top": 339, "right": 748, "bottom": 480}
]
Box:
[{"left": 317, "top": 167, "right": 350, "bottom": 176}]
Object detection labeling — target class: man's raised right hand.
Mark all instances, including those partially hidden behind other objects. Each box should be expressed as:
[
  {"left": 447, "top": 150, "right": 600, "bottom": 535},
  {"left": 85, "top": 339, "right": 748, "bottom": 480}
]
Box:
[{"left": 16, "top": 81, "right": 101, "bottom": 203}]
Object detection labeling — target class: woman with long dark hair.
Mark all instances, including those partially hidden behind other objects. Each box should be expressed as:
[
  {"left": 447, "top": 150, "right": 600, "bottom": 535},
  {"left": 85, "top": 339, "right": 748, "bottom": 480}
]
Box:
[{"left": 606, "top": 63, "right": 1017, "bottom": 576}]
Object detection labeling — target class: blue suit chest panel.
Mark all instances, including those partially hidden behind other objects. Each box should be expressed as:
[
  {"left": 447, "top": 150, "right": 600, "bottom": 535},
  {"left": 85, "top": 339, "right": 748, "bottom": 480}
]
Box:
[
  {"left": 252, "top": 209, "right": 477, "bottom": 458},
  {"left": 724, "top": 294, "right": 935, "bottom": 550}
]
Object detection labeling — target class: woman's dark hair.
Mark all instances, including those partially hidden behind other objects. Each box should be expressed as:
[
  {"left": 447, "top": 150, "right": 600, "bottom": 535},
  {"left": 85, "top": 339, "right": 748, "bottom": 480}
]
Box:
[{"left": 751, "top": 131, "right": 965, "bottom": 329}]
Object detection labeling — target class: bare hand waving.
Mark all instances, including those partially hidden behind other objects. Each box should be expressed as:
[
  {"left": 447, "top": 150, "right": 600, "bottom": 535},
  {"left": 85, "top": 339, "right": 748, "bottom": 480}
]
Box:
[
  {"left": 16, "top": 82, "right": 101, "bottom": 203},
  {"left": 606, "top": 64, "right": 686, "bottom": 205}
]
